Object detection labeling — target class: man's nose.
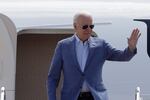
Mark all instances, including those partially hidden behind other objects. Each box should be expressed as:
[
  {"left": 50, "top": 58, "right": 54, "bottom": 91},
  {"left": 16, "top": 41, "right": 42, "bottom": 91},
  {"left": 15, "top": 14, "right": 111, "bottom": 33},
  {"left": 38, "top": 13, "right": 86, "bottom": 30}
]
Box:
[{"left": 86, "top": 27, "right": 92, "bottom": 31}]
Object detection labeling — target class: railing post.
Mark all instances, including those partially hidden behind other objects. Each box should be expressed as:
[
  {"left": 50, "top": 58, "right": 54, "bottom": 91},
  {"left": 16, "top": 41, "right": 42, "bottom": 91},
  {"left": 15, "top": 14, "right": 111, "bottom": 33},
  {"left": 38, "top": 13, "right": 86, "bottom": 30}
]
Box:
[
  {"left": 135, "top": 87, "right": 142, "bottom": 100},
  {"left": 1, "top": 87, "right": 6, "bottom": 100}
]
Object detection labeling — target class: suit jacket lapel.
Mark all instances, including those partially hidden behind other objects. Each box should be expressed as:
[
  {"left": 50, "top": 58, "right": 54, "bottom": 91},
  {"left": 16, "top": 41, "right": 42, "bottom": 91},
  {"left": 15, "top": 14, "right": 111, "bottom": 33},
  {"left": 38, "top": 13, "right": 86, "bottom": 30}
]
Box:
[
  {"left": 84, "top": 37, "right": 96, "bottom": 72},
  {"left": 70, "top": 35, "right": 82, "bottom": 73}
]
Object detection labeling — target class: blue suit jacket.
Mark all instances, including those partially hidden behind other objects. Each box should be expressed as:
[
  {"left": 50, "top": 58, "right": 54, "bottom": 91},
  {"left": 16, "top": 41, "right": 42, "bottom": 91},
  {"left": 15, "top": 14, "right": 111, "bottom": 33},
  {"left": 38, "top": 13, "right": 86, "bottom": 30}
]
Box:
[{"left": 47, "top": 35, "right": 136, "bottom": 100}]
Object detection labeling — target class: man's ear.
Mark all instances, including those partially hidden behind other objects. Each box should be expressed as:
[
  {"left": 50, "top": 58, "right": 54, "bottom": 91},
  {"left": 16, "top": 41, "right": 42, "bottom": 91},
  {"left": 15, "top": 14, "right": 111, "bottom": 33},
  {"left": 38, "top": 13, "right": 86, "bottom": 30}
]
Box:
[{"left": 73, "top": 23, "right": 77, "bottom": 29}]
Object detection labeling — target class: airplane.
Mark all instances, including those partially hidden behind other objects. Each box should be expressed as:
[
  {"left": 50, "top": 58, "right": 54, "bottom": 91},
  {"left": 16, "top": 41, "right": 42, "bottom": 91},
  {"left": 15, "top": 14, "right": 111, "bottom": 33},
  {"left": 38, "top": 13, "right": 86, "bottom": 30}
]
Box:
[{"left": 0, "top": 1, "right": 150, "bottom": 100}]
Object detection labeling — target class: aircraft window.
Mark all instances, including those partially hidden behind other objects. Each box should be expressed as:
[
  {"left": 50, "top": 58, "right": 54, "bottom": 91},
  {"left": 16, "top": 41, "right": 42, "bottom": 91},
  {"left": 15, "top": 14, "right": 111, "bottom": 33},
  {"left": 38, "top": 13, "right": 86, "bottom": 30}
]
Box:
[
  {"left": 134, "top": 19, "right": 150, "bottom": 58},
  {"left": 144, "top": 20, "right": 150, "bottom": 58},
  {"left": 148, "top": 28, "right": 150, "bottom": 57}
]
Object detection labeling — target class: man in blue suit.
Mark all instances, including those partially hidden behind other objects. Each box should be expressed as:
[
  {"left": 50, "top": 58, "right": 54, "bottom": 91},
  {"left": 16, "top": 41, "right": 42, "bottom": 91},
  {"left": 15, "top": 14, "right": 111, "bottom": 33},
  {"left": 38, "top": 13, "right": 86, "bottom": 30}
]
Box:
[{"left": 47, "top": 12, "right": 141, "bottom": 100}]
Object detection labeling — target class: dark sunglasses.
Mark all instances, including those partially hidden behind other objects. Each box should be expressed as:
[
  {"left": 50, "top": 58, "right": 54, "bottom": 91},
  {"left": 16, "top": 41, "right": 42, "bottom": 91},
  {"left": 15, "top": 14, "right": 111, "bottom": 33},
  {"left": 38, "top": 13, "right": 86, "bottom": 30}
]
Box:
[{"left": 82, "top": 24, "right": 94, "bottom": 29}]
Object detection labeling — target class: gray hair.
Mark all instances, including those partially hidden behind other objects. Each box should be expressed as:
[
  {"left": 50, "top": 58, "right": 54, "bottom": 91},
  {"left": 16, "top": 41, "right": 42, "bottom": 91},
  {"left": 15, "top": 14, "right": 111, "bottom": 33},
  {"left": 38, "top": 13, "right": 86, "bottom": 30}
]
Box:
[{"left": 73, "top": 11, "right": 92, "bottom": 23}]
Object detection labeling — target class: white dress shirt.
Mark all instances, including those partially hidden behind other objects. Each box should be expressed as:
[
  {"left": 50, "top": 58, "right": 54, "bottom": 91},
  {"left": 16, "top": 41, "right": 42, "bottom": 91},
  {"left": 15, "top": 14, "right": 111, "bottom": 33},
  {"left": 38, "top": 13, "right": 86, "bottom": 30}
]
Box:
[{"left": 75, "top": 34, "right": 90, "bottom": 92}]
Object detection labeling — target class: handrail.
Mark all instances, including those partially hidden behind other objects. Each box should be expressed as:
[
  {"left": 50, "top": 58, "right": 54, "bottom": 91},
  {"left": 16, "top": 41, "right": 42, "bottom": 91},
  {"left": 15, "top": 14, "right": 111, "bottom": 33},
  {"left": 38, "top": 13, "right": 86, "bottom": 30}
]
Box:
[
  {"left": 1, "top": 86, "right": 145, "bottom": 100},
  {"left": 1, "top": 87, "right": 6, "bottom": 100},
  {"left": 135, "top": 87, "right": 142, "bottom": 100}
]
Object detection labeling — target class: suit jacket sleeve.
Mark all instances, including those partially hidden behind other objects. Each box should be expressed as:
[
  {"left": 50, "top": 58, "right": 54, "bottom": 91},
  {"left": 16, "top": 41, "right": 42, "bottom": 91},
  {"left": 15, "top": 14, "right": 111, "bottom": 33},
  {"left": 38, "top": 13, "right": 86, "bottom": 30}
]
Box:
[
  {"left": 47, "top": 41, "right": 63, "bottom": 100},
  {"left": 104, "top": 40, "right": 137, "bottom": 61}
]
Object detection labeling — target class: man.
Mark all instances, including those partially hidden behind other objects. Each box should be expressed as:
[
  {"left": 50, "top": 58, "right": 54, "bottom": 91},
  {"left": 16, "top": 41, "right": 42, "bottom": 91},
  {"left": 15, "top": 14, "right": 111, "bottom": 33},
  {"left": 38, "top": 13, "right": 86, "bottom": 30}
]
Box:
[{"left": 47, "top": 12, "right": 141, "bottom": 100}]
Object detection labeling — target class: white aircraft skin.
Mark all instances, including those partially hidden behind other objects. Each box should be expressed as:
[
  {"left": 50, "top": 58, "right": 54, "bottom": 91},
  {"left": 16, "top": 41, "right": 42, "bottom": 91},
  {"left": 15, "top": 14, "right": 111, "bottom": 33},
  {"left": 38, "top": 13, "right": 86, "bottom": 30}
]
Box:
[{"left": 0, "top": 1, "right": 150, "bottom": 100}]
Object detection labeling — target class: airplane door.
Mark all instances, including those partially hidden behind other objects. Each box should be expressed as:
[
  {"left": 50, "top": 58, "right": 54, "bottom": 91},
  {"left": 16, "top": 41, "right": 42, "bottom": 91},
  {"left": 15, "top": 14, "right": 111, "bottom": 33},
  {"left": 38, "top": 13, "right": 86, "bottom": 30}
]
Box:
[{"left": 16, "top": 30, "right": 73, "bottom": 100}]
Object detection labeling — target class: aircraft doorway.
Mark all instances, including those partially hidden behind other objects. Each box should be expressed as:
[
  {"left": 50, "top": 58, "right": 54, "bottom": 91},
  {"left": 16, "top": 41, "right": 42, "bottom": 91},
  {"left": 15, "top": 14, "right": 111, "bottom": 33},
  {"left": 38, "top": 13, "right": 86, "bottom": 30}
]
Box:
[{"left": 16, "top": 29, "right": 73, "bottom": 100}]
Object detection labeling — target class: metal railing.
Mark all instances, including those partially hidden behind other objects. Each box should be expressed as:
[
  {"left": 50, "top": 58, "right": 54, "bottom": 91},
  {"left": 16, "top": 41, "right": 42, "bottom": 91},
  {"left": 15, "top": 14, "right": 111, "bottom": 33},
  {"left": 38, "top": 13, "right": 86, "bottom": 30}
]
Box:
[
  {"left": 135, "top": 87, "right": 142, "bottom": 100},
  {"left": 1, "top": 86, "right": 149, "bottom": 100},
  {"left": 135, "top": 87, "right": 150, "bottom": 100},
  {"left": 0, "top": 87, "right": 6, "bottom": 100}
]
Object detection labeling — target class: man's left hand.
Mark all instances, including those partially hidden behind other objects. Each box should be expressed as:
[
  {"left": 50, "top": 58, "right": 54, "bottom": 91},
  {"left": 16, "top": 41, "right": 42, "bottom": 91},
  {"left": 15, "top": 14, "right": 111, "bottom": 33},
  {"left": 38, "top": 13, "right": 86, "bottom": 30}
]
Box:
[{"left": 127, "top": 28, "right": 141, "bottom": 52}]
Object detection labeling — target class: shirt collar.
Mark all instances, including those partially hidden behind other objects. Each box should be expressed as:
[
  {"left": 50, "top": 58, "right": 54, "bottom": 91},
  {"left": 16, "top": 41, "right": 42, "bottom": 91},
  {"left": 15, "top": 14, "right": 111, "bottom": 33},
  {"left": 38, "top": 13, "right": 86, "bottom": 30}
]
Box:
[{"left": 75, "top": 33, "right": 91, "bottom": 45}]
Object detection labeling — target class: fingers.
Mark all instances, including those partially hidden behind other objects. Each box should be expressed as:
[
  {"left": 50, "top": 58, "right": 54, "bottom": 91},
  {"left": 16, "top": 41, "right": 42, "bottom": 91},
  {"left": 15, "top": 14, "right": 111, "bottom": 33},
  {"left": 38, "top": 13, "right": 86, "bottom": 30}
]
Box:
[
  {"left": 133, "top": 28, "right": 139, "bottom": 37},
  {"left": 130, "top": 29, "right": 136, "bottom": 39},
  {"left": 130, "top": 28, "right": 141, "bottom": 40},
  {"left": 134, "top": 28, "right": 140, "bottom": 38},
  {"left": 128, "top": 28, "right": 141, "bottom": 50}
]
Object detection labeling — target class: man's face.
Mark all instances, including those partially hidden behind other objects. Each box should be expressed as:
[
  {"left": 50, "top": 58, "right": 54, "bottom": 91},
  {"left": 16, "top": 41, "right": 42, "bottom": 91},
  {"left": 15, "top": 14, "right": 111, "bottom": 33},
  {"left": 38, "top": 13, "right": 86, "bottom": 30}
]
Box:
[{"left": 74, "top": 16, "right": 93, "bottom": 41}]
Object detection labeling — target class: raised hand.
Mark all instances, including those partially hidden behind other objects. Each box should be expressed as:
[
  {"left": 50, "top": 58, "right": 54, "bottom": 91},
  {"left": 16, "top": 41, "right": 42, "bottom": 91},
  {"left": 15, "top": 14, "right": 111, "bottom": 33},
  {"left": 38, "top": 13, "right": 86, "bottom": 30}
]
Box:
[{"left": 127, "top": 28, "right": 141, "bottom": 52}]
